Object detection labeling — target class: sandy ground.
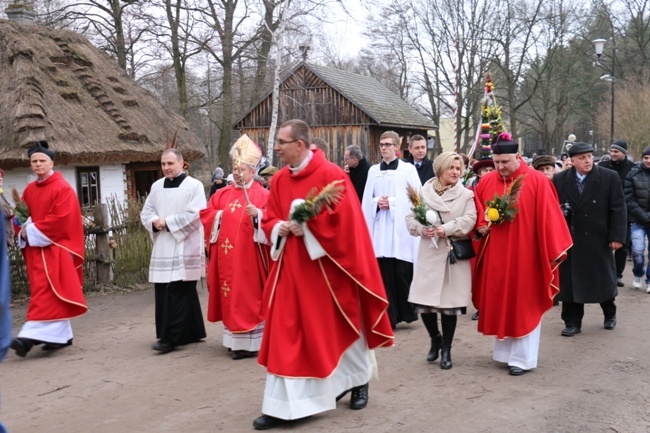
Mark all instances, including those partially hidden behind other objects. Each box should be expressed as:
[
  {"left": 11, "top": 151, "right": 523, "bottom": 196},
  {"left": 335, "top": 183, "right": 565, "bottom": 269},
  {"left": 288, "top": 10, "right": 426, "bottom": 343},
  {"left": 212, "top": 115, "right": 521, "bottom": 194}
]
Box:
[{"left": 2, "top": 267, "right": 650, "bottom": 433}]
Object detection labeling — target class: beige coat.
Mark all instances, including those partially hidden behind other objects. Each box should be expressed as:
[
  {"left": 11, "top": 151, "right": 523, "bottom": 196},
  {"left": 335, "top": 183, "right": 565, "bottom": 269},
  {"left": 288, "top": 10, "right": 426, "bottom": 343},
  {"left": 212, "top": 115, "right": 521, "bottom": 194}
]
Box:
[{"left": 406, "top": 180, "right": 477, "bottom": 308}]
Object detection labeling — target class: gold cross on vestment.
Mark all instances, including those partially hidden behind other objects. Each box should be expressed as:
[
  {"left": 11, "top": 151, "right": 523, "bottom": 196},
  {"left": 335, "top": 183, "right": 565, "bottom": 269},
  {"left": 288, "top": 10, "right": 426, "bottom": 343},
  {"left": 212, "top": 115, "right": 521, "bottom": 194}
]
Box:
[
  {"left": 221, "top": 281, "right": 231, "bottom": 297},
  {"left": 228, "top": 199, "right": 242, "bottom": 213},
  {"left": 221, "top": 238, "right": 234, "bottom": 255}
]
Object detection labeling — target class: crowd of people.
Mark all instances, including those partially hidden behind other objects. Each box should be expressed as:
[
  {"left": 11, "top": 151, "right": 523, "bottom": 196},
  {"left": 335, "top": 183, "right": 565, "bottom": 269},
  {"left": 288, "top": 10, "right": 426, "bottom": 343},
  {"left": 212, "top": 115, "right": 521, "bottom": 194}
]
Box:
[{"left": 1, "top": 125, "right": 647, "bottom": 430}]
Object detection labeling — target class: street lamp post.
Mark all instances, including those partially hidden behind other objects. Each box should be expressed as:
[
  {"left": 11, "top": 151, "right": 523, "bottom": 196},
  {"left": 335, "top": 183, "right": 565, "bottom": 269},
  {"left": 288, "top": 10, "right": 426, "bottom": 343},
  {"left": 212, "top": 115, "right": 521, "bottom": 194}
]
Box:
[{"left": 593, "top": 38, "right": 616, "bottom": 144}]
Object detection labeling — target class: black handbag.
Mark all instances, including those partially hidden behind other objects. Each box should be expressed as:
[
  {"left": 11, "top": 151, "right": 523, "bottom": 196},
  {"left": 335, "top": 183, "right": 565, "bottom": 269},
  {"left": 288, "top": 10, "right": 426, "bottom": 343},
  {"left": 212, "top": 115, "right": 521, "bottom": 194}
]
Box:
[
  {"left": 436, "top": 210, "right": 475, "bottom": 264},
  {"left": 448, "top": 238, "right": 476, "bottom": 264}
]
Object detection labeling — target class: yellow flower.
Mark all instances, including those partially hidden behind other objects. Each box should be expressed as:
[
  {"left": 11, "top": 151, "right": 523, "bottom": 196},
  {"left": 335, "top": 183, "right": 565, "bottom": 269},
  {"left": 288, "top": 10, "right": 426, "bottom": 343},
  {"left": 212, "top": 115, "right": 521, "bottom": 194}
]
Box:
[{"left": 487, "top": 207, "right": 500, "bottom": 222}]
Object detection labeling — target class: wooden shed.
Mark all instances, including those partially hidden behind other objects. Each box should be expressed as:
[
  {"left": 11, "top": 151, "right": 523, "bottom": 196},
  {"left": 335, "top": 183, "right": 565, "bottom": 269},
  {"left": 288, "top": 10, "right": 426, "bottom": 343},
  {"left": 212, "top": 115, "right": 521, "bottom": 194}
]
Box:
[{"left": 234, "top": 62, "right": 435, "bottom": 165}]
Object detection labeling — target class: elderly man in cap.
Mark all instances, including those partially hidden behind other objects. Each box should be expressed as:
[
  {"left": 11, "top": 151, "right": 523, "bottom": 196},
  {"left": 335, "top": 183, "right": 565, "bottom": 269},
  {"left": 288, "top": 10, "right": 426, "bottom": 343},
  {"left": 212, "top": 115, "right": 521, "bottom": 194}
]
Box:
[
  {"left": 11, "top": 141, "right": 87, "bottom": 357},
  {"left": 472, "top": 133, "right": 572, "bottom": 375},
  {"left": 532, "top": 155, "right": 558, "bottom": 180},
  {"left": 552, "top": 142, "right": 627, "bottom": 337},
  {"left": 599, "top": 139, "right": 634, "bottom": 287}
]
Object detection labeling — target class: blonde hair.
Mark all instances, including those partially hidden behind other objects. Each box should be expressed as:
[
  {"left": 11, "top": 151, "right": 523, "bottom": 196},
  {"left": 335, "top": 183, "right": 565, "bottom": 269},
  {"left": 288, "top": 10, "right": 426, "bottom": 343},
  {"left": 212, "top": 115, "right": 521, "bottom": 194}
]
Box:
[
  {"left": 433, "top": 152, "right": 464, "bottom": 178},
  {"left": 380, "top": 131, "right": 401, "bottom": 146}
]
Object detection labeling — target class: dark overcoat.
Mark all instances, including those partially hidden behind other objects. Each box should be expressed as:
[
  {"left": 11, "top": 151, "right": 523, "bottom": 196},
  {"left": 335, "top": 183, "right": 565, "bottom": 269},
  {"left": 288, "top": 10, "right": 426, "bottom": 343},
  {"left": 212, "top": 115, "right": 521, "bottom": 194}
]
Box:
[{"left": 552, "top": 165, "right": 627, "bottom": 303}]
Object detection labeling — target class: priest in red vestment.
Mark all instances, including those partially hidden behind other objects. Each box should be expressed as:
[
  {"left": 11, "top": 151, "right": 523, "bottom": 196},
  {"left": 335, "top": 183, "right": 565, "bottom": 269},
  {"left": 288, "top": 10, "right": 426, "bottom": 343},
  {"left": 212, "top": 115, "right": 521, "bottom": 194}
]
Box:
[
  {"left": 200, "top": 135, "right": 270, "bottom": 360},
  {"left": 472, "top": 133, "right": 572, "bottom": 376},
  {"left": 252, "top": 119, "right": 393, "bottom": 431},
  {"left": 11, "top": 141, "right": 87, "bottom": 357}
]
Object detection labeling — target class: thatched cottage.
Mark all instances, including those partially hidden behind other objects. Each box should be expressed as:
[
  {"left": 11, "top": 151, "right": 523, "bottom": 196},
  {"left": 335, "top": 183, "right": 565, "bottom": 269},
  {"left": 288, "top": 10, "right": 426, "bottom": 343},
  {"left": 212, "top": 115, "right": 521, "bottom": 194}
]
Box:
[{"left": 0, "top": 11, "right": 204, "bottom": 207}]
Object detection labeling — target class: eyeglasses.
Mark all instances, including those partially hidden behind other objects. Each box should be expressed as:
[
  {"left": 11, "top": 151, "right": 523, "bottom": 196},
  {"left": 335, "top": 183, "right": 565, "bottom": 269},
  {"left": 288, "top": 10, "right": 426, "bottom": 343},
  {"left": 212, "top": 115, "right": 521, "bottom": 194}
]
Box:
[
  {"left": 275, "top": 139, "right": 298, "bottom": 146},
  {"left": 379, "top": 142, "right": 395, "bottom": 148}
]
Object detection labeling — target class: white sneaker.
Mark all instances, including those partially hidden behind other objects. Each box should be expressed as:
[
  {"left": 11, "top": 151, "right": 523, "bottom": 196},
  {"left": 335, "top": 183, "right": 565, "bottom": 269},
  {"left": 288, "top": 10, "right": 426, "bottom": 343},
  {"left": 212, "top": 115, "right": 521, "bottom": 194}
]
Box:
[
  {"left": 633, "top": 277, "right": 642, "bottom": 289},
  {"left": 646, "top": 284, "right": 650, "bottom": 294}
]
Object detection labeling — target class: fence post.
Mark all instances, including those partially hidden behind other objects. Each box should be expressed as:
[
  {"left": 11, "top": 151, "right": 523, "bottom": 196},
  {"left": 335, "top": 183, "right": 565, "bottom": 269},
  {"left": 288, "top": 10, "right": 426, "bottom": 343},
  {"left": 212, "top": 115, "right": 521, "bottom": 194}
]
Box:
[{"left": 93, "top": 203, "right": 113, "bottom": 283}]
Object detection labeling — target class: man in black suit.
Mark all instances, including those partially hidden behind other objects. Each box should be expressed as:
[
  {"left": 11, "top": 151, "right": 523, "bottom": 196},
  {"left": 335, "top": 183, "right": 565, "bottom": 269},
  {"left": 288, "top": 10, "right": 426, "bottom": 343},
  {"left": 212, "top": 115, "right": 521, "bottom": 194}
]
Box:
[
  {"left": 404, "top": 135, "right": 434, "bottom": 185},
  {"left": 552, "top": 142, "right": 627, "bottom": 337},
  {"left": 344, "top": 145, "right": 371, "bottom": 201}
]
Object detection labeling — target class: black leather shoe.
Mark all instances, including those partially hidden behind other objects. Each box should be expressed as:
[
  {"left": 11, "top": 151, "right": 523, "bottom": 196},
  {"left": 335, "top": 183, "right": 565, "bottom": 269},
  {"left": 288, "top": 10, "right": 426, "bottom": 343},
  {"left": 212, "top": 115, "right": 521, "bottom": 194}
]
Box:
[
  {"left": 231, "top": 350, "right": 258, "bottom": 360},
  {"left": 471, "top": 311, "right": 479, "bottom": 320},
  {"left": 426, "top": 333, "right": 442, "bottom": 362},
  {"left": 350, "top": 383, "right": 369, "bottom": 410},
  {"left": 42, "top": 339, "right": 73, "bottom": 351},
  {"left": 336, "top": 389, "right": 349, "bottom": 402},
  {"left": 252, "top": 415, "right": 311, "bottom": 430},
  {"left": 253, "top": 415, "right": 288, "bottom": 430},
  {"left": 11, "top": 338, "right": 34, "bottom": 357},
  {"left": 440, "top": 347, "right": 452, "bottom": 370},
  {"left": 509, "top": 366, "right": 528, "bottom": 376},
  {"left": 604, "top": 317, "right": 617, "bottom": 330},
  {"left": 152, "top": 340, "right": 175, "bottom": 354},
  {"left": 561, "top": 326, "right": 581, "bottom": 337}
]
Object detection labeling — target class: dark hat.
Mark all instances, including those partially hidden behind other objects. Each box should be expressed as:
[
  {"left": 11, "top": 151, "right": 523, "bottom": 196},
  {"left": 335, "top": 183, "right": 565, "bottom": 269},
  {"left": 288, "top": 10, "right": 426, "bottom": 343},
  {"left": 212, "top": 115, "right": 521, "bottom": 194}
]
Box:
[
  {"left": 472, "top": 157, "right": 495, "bottom": 174},
  {"left": 491, "top": 132, "right": 518, "bottom": 155},
  {"left": 567, "top": 142, "right": 594, "bottom": 157},
  {"left": 27, "top": 140, "right": 55, "bottom": 160},
  {"left": 532, "top": 155, "right": 557, "bottom": 170},
  {"left": 610, "top": 139, "right": 628, "bottom": 154},
  {"left": 642, "top": 146, "right": 650, "bottom": 157}
]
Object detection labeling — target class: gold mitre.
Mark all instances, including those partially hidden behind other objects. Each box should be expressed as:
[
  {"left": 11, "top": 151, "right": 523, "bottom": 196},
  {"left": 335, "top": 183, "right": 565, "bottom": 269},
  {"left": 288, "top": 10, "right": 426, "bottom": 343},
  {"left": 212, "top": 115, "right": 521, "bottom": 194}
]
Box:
[{"left": 230, "top": 134, "right": 262, "bottom": 167}]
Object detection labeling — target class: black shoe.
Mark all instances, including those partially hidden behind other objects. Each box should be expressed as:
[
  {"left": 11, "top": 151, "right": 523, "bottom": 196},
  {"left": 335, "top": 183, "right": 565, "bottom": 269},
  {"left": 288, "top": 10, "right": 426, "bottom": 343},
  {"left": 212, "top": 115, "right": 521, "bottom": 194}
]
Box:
[
  {"left": 231, "top": 350, "right": 258, "bottom": 360},
  {"left": 350, "top": 383, "right": 369, "bottom": 410},
  {"left": 152, "top": 340, "right": 175, "bottom": 354},
  {"left": 509, "top": 366, "right": 528, "bottom": 376},
  {"left": 561, "top": 326, "right": 581, "bottom": 337},
  {"left": 440, "top": 347, "right": 452, "bottom": 370},
  {"left": 617, "top": 277, "right": 624, "bottom": 287},
  {"left": 426, "top": 333, "right": 442, "bottom": 362},
  {"left": 471, "top": 311, "right": 479, "bottom": 321},
  {"left": 604, "top": 316, "right": 617, "bottom": 330},
  {"left": 42, "top": 339, "right": 73, "bottom": 351},
  {"left": 11, "top": 338, "right": 34, "bottom": 357},
  {"left": 252, "top": 415, "right": 310, "bottom": 430},
  {"left": 253, "top": 415, "right": 288, "bottom": 430}
]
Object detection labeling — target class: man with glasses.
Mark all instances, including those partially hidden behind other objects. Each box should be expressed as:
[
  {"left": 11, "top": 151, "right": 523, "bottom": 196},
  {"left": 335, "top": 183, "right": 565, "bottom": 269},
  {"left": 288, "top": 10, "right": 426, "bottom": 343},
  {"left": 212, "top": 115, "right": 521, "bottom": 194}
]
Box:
[
  {"left": 362, "top": 131, "right": 421, "bottom": 329},
  {"left": 253, "top": 119, "right": 393, "bottom": 430},
  {"left": 553, "top": 142, "right": 626, "bottom": 337},
  {"left": 344, "top": 144, "right": 371, "bottom": 200}
]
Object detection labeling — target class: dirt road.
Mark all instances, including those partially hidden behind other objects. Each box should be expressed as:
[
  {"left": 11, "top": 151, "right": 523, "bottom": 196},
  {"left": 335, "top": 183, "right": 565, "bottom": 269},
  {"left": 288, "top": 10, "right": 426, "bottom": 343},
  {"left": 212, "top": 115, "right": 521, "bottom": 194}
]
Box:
[{"left": 2, "top": 270, "right": 650, "bottom": 433}]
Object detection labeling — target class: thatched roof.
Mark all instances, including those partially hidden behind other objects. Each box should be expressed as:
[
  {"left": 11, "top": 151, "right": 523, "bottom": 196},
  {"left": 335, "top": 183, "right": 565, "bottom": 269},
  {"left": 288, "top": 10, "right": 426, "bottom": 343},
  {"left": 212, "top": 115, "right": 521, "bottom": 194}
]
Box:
[{"left": 0, "top": 19, "right": 204, "bottom": 169}]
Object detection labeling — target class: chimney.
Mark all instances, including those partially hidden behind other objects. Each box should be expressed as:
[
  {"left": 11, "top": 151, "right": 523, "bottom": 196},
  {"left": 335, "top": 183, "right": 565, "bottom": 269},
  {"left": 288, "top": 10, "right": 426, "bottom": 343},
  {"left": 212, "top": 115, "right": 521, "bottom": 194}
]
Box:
[{"left": 5, "top": 3, "right": 36, "bottom": 25}]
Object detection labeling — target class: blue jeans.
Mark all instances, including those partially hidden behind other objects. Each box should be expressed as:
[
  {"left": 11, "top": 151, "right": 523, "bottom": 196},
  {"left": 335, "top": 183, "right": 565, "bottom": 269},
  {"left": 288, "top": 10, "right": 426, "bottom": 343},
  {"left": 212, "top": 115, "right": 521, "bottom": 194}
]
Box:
[{"left": 631, "top": 223, "right": 650, "bottom": 282}]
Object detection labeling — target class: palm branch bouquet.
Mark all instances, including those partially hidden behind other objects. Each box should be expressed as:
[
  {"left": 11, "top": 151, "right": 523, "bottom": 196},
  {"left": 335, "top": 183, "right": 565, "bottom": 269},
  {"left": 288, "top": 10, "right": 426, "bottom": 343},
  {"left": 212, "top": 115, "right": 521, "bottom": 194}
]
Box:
[
  {"left": 485, "top": 174, "right": 524, "bottom": 226},
  {"left": 290, "top": 179, "right": 346, "bottom": 224},
  {"left": 11, "top": 186, "right": 29, "bottom": 226},
  {"left": 406, "top": 183, "right": 438, "bottom": 226}
]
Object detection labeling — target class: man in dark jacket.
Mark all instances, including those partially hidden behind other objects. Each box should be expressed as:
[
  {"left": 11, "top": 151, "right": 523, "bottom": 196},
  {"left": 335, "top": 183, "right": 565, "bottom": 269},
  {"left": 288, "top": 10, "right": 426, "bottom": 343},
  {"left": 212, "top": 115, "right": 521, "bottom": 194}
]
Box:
[
  {"left": 344, "top": 145, "right": 371, "bottom": 201},
  {"left": 552, "top": 142, "right": 627, "bottom": 337},
  {"left": 599, "top": 139, "right": 635, "bottom": 287},
  {"left": 404, "top": 135, "right": 434, "bottom": 185},
  {"left": 624, "top": 146, "right": 650, "bottom": 293}
]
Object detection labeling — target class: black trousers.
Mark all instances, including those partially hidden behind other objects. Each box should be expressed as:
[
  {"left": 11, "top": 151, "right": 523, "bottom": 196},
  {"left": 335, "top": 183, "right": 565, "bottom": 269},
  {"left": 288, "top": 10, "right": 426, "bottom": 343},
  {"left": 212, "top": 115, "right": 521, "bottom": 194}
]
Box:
[
  {"left": 561, "top": 299, "right": 616, "bottom": 328},
  {"left": 155, "top": 280, "right": 206, "bottom": 345},
  {"left": 377, "top": 258, "right": 417, "bottom": 327}
]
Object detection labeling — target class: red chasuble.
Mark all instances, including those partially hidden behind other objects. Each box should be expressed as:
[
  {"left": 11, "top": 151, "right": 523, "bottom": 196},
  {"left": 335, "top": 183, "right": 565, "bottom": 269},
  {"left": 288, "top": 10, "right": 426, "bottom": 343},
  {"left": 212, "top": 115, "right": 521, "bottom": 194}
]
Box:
[
  {"left": 200, "top": 183, "right": 270, "bottom": 332},
  {"left": 259, "top": 150, "right": 394, "bottom": 379},
  {"left": 22, "top": 172, "right": 87, "bottom": 321},
  {"left": 472, "top": 163, "right": 572, "bottom": 339}
]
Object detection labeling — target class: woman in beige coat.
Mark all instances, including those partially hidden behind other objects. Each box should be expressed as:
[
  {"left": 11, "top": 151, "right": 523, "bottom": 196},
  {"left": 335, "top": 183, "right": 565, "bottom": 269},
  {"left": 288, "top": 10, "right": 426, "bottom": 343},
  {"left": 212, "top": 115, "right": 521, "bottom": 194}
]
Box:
[{"left": 406, "top": 152, "right": 477, "bottom": 369}]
